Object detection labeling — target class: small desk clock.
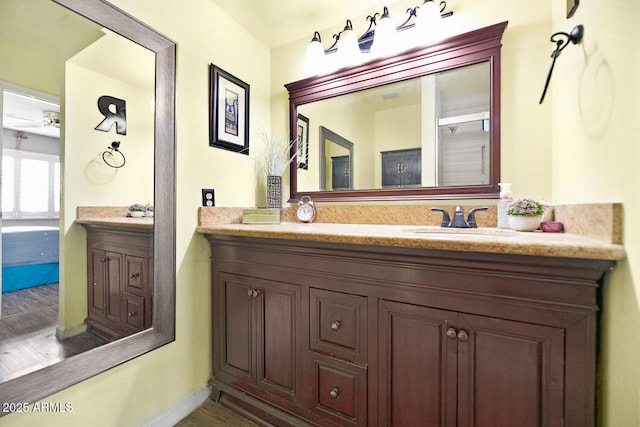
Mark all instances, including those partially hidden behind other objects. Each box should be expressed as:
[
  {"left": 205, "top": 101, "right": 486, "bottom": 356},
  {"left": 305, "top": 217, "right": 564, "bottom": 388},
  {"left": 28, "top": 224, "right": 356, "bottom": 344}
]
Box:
[{"left": 296, "top": 196, "right": 316, "bottom": 223}]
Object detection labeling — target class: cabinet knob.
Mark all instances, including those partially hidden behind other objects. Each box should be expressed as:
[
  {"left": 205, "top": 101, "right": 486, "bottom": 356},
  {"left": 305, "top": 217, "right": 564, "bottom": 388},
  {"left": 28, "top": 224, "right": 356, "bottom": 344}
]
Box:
[
  {"left": 128, "top": 311, "right": 137, "bottom": 317},
  {"left": 457, "top": 330, "right": 469, "bottom": 342},
  {"left": 247, "top": 289, "right": 261, "bottom": 297},
  {"left": 130, "top": 272, "right": 140, "bottom": 279},
  {"left": 330, "top": 321, "right": 341, "bottom": 331},
  {"left": 329, "top": 388, "right": 340, "bottom": 399},
  {"left": 446, "top": 327, "right": 457, "bottom": 339},
  {"left": 247, "top": 289, "right": 253, "bottom": 296}
]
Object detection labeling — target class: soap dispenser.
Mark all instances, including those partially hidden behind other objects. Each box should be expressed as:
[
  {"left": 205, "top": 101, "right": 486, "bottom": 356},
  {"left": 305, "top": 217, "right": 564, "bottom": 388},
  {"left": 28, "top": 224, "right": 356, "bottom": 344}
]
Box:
[{"left": 498, "top": 182, "right": 512, "bottom": 229}]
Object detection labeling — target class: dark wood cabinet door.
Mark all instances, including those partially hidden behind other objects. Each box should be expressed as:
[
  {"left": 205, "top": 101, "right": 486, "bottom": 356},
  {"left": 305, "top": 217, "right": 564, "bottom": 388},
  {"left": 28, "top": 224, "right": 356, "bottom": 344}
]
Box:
[
  {"left": 104, "top": 251, "right": 123, "bottom": 323},
  {"left": 256, "top": 278, "right": 301, "bottom": 403},
  {"left": 401, "top": 148, "right": 422, "bottom": 186},
  {"left": 378, "top": 300, "right": 458, "bottom": 427},
  {"left": 331, "top": 155, "right": 350, "bottom": 190},
  {"left": 218, "top": 273, "right": 254, "bottom": 383},
  {"left": 88, "top": 248, "right": 107, "bottom": 319},
  {"left": 456, "top": 314, "right": 565, "bottom": 427},
  {"left": 216, "top": 273, "right": 301, "bottom": 404},
  {"left": 381, "top": 152, "right": 402, "bottom": 187}
]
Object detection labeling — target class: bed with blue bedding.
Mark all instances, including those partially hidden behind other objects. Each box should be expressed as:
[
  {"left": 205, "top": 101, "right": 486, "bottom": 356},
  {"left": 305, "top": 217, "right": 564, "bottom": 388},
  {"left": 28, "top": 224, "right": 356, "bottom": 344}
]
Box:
[{"left": 2, "top": 226, "right": 59, "bottom": 293}]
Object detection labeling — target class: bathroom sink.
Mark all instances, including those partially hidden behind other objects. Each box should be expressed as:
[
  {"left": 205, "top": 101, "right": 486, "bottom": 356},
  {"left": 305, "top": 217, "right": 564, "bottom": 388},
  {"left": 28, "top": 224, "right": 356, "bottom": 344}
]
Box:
[{"left": 404, "top": 226, "right": 516, "bottom": 237}]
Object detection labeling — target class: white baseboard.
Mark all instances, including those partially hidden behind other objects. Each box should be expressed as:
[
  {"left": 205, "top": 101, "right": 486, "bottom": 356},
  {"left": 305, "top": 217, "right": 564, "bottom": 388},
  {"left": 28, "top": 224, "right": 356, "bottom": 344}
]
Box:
[{"left": 141, "top": 384, "right": 212, "bottom": 427}]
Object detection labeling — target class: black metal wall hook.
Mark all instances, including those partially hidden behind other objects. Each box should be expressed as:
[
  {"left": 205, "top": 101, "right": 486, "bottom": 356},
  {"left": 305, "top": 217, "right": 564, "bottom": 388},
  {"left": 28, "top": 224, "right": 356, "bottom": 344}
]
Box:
[{"left": 539, "top": 25, "right": 584, "bottom": 104}]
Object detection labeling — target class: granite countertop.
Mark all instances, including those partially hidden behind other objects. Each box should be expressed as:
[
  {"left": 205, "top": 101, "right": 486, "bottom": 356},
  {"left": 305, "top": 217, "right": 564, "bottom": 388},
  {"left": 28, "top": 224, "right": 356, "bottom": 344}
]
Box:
[
  {"left": 197, "top": 222, "right": 624, "bottom": 261},
  {"left": 75, "top": 216, "right": 153, "bottom": 230},
  {"left": 196, "top": 204, "right": 626, "bottom": 261},
  {"left": 75, "top": 206, "right": 153, "bottom": 230}
]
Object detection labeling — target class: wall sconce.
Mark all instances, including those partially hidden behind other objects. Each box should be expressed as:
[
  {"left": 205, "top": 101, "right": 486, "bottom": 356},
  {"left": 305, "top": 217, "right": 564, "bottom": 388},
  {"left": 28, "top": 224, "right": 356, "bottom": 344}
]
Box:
[{"left": 304, "top": 1, "right": 453, "bottom": 74}]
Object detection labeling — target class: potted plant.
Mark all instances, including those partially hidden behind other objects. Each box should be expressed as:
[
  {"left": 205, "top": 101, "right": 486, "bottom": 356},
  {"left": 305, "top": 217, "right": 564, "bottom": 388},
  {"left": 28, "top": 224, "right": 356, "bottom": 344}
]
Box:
[
  {"left": 128, "top": 203, "right": 147, "bottom": 218},
  {"left": 145, "top": 204, "right": 154, "bottom": 217},
  {"left": 253, "top": 131, "right": 297, "bottom": 209},
  {"left": 507, "top": 198, "right": 545, "bottom": 231}
]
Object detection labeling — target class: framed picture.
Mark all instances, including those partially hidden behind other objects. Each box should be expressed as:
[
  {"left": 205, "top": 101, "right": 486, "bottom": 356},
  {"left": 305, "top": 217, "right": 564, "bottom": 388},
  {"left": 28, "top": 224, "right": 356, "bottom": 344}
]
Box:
[
  {"left": 297, "top": 113, "right": 309, "bottom": 169},
  {"left": 209, "top": 64, "right": 250, "bottom": 154},
  {"left": 566, "top": 0, "right": 579, "bottom": 18}
]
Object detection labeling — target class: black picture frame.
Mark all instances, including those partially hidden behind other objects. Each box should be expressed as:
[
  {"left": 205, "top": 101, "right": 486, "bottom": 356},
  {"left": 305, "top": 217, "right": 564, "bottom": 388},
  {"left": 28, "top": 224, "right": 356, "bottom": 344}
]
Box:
[
  {"left": 566, "top": 0, "right": 579, "bottom": 18},
  {"left": 209, "top": 64, "right": 249, "bottom": 154},
  {"left": 297, "top": 113, "right": 309, "bottom": 169}
]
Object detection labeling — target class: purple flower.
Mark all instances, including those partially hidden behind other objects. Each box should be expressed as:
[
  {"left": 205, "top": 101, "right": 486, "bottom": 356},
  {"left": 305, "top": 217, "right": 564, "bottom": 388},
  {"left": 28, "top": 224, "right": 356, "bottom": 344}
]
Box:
[{"left": 507, "top": 198, "right": 544, "bottom": 217}]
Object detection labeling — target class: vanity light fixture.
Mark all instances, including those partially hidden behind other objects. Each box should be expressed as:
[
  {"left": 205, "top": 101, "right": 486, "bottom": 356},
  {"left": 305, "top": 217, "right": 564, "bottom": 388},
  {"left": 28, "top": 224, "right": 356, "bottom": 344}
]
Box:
[{"left": 303, "top": 1, "right": 453, "bottom": 74}]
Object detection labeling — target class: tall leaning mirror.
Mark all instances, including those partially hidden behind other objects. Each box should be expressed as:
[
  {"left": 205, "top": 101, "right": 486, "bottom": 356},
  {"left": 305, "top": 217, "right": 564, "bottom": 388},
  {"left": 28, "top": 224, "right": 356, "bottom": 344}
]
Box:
[
  {"left": 287, "top": 22, "right": 507, "bottom": 202},
  {"left": 0, "top": 0, "right": 175, "bottom": 406}
]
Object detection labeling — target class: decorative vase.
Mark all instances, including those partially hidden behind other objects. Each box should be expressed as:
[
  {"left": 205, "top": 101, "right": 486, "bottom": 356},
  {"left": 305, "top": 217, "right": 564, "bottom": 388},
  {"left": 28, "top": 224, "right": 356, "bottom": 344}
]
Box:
[
  {"left": 130, "top": 211, "right": 145, "bottom": 218},
  {"left": 266, "top": 175, "right": 282, "bottom": 209},
  {"left": 508, "top": 215, "right": 542, "bottom": 232}
]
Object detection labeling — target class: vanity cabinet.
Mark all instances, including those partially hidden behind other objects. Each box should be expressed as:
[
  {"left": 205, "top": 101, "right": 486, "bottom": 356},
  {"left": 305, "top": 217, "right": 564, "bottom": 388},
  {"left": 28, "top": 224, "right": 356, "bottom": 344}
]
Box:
[
  {"left": 206, "top": 234, "right": 613, "bottom": 427},
  {"left": 84, "top": 225, "right": 153, "bottom": 341}
]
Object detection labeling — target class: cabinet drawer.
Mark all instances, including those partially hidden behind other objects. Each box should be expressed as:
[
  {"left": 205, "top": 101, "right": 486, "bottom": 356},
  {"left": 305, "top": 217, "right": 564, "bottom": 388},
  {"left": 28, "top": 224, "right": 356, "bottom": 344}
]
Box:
[
  {"left": 124, "top": 255, "right": 147, "bottom": 295},
  {"left": 311, "top": 355, "right": 366, "bottom": 426},
  {"left": 123, "top": 293, "right": 145, "bottom": 330},
  {"left": 310, "top": 289, "right": 367, "bottom": 364}
]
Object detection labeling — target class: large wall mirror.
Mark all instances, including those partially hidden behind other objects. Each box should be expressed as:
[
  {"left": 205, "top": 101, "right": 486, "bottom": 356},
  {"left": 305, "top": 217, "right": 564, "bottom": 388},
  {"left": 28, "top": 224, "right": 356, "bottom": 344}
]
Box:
[
  {"left": 287, "top": 22, "right": 507, "bottom": 202},
  {"left": 0, "top": 0, "right": 175, "bottom": 406}
]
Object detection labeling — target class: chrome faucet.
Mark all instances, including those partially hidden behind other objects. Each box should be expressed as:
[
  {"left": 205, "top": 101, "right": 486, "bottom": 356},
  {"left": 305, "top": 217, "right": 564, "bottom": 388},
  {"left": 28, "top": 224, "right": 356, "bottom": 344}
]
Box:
[{"left": 431, "top": 206, "right": 488, "bottom": 228}]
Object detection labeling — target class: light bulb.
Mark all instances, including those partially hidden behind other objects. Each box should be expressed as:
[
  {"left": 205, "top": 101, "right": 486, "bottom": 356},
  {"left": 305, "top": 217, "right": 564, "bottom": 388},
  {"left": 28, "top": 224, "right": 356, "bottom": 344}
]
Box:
[
  {"left": 304, "top": 32, "right": 325, "bottom": 74},
  {"left": 336, "top": 20, "right": 363, "bottom": 68},
  {"left": 370, "top": 7, "right": 398, "bottom": 57},
  {"left": 414, "top": 0, "right": 443, "bottom": 45}
]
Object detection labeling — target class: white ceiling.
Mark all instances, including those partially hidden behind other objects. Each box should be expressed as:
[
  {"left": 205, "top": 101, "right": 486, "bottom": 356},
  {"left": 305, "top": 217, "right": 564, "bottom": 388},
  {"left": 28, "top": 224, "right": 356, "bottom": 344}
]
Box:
[
  {"left": 3, "top": 91, "right": 60, "bottom": 139},
  {"left": 1, "top": 0, "right": 153, "bottom": 141},
  {"left": 207, "top": 0, "right": 417, "bottom": 48}
]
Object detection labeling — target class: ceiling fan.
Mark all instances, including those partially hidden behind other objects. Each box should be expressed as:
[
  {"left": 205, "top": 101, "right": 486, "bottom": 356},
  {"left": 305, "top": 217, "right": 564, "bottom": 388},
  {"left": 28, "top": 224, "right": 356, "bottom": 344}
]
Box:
[{"left": 4, "top": 110, "right": 60, "bottom": 129}]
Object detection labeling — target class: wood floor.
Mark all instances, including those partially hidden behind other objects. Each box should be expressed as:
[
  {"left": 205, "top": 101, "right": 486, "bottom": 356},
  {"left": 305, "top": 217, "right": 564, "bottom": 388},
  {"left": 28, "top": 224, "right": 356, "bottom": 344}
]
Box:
[
  {"left": 1, "top": 286, "right": 256, "bottom": 425},
  {"left": 176, "top": 400, "right": 258, "bottom": 427},
  {"left": 0, "top": 284, "right": 105, "bottom": 382}
]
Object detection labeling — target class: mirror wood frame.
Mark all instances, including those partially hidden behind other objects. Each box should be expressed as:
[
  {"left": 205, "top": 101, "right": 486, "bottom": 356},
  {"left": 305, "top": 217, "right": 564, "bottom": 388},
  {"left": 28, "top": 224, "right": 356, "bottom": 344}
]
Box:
[
  {"left": 287, "top": 21, "right": 508, "bottom": 202},
  {"left": 0, "top": 0, "right": 176, "bottom": 407}
]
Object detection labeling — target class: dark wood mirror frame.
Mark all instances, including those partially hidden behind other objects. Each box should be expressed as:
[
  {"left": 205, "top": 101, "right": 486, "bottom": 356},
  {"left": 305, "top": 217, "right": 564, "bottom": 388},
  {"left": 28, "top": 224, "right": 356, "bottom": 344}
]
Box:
[
  {"left": 286, "top": 21, "right": 507, "bottom": 202},
  {"left": 0, "top": 0, "right": 176, "bottom": 407}
]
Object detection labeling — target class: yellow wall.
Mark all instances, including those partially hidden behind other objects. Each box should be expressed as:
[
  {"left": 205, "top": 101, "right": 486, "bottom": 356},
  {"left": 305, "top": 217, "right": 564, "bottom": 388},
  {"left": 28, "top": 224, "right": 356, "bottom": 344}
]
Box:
[
  {"left": 550, "top": 1, "right": 640, "bottom": 426},
  {"left": 271, "top": 0, "right": 554, "bottom": 202},
  {"left": 59, "top": 55, "right": 155, "bottom": 335},
  {"left": 5, "top": 0, "right": 270, "bottom": 425},
  {"left": 5, "top": 0, "right": 640, "bottom": 426}
]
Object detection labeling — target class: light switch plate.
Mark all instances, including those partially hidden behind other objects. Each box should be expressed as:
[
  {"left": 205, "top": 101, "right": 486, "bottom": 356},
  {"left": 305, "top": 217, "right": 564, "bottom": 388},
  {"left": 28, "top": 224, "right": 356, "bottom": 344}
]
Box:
[{"left": 202, "top": 189, "right": 215, "bottom": 207}]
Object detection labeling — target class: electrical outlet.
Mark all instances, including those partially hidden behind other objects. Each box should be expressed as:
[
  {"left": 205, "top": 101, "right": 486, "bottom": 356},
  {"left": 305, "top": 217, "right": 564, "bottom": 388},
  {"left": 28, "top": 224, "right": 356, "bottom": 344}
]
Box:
[{"left": 202, "top": 189, "right": 215, "bottom": 207}]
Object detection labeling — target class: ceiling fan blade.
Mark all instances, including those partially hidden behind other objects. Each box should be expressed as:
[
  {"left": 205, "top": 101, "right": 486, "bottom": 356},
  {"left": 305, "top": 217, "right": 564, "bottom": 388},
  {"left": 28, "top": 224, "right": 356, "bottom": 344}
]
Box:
[{"left": 12, "top": 122, "right": 46, "bottom": 128}]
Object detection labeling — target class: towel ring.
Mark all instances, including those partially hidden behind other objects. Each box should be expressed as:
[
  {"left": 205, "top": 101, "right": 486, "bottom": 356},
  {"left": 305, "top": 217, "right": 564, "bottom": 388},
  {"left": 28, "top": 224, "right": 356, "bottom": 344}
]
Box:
[{"left": 102, "top": 141, "right": 126, "bottom": 168}]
